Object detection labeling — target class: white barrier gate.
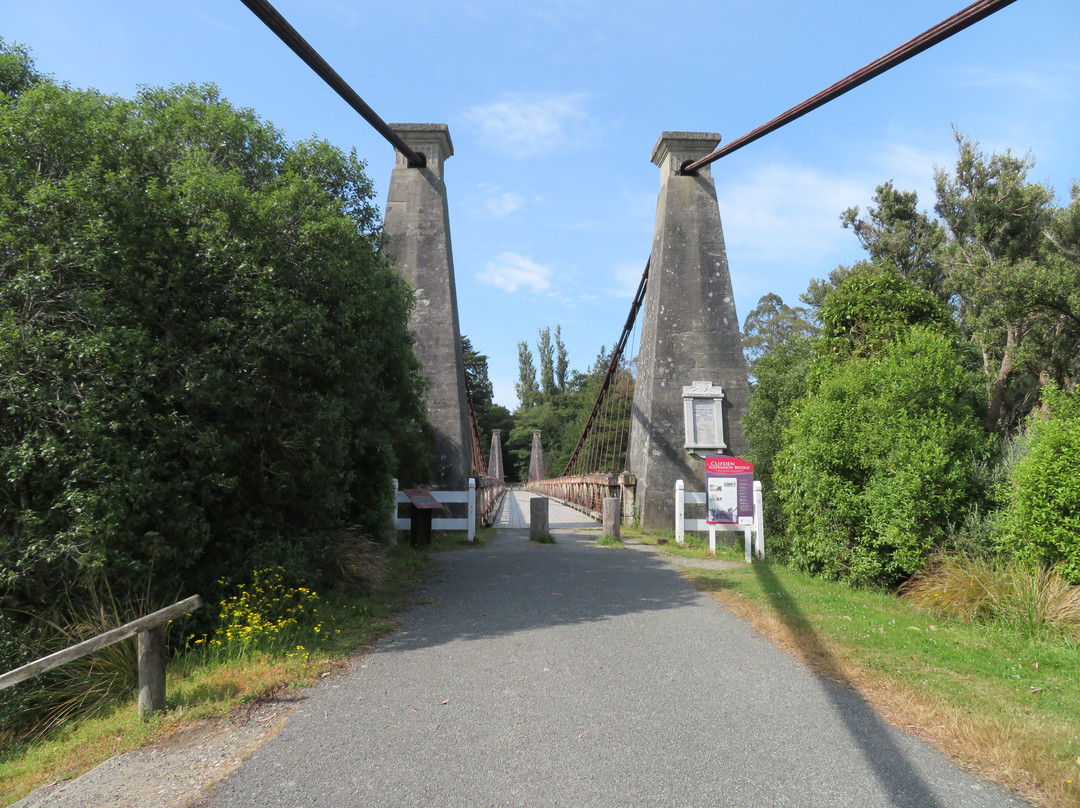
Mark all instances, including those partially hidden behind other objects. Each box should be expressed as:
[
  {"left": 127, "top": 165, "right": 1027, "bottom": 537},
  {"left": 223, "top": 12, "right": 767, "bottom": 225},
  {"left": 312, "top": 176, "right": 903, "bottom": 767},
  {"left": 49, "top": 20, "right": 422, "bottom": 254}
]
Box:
[
  {"left": 675, "top": 479, "right": 765, "bottom": 562},
  {"left": 392, "top": 478, "right": 476, "bottom": 542}
]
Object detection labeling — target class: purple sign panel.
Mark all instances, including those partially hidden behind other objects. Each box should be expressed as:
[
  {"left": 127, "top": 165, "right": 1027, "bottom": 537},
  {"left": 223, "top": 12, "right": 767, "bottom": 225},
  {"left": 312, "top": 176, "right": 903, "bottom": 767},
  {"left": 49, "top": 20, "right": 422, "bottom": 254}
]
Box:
[{"left": 705, "top": 456, "right": 754, "bottom": 525}]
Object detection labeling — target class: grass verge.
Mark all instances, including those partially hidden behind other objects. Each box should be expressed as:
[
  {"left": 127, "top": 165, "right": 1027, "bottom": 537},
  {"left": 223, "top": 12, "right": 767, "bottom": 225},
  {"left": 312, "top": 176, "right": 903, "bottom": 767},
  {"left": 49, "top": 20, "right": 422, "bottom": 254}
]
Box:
[
  {"left": 0, "top": 529, "right": 493, "bottom": 807},
  {"left": 680, "top": 558, "right": 1080, "bottom": 808}
]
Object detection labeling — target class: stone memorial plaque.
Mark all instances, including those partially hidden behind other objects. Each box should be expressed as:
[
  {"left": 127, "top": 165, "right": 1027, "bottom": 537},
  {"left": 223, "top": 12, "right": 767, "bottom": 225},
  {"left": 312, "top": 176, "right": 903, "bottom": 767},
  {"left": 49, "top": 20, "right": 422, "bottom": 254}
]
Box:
[
  {"left": 692, "top": 398, "right": 717, "bottom": 446},
  {"left": 682, "top": 380, "right": 726, "bottom": 453}
]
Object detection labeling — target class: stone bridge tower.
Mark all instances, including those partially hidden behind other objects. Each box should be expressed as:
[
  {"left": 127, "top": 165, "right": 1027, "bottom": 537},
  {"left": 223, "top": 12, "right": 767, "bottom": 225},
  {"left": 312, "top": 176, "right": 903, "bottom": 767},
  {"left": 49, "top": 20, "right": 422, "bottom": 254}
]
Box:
[
  {"left": 628, "top": 132, "right": 751, "bottom": 530},
  {"left": 383, "top": 124, "right": 471, "bottom": 490}
]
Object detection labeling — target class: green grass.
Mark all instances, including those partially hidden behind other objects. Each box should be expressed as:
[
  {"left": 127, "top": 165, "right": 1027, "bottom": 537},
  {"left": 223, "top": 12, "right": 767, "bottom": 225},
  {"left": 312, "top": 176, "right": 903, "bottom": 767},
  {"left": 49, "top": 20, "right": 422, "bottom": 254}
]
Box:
[
  {"left": 0, "top": 531, "right": 486, "bottom": 807},
  {"left": 595, "top": 534, "right": 625, "bottom": 547},
  {"left": 531, "top": 534, "right": 556, "bottom": 544},
  {"left": 682, "top": 559, "right": 1080, "bottom": 808},
  {"left": 624, "top": 526, "right": 747, "bottom": 562}
]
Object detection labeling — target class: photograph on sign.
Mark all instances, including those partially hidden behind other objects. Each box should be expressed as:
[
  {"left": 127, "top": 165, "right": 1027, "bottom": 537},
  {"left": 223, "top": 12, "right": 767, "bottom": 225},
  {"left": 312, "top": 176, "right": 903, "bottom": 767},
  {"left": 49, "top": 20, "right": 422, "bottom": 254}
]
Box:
[{"left": 707, "top": 477, "right": 738, "bottom": 524}]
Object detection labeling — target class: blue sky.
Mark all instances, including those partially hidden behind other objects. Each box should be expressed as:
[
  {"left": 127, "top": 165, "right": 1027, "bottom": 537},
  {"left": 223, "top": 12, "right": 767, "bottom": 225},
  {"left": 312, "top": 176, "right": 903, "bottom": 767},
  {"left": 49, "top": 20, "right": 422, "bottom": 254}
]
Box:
[{"left": 4, "top": 0, "right": 1079, "bottom": 407}]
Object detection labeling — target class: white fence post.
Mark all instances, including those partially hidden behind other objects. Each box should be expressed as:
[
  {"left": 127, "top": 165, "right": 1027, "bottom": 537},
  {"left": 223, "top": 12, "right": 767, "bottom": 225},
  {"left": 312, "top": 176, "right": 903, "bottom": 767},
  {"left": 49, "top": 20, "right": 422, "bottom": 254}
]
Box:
[
  {"left": 753, "top": 480, "right": 765, "bottom": 560},
  {"left": 468, "top": 478, "right": 476, "bottom": 542},
  {"left": 675, "top": 480, "right": 685, "bottom": 544}
]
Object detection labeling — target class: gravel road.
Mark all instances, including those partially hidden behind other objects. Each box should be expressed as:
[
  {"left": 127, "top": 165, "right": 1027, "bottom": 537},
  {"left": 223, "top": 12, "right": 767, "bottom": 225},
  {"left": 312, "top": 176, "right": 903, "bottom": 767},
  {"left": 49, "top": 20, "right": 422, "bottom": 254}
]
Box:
[{"left": 198, "top": 492, "right": 1028, "bottom": 808}]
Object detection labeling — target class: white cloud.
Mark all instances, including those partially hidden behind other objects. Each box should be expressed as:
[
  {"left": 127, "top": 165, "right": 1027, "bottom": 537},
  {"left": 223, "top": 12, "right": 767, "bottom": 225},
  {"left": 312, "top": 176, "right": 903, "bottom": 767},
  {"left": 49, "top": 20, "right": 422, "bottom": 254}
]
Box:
[
  {"left": 477, "top": 251, "right": 553, "bottom": 293},
  {"left": 476, "top": 183, "right": 526, "bottom": 218},
  {"left": 463, "top": 92, "right": 592, "bottom": 157},
  {"left": 717, "top": 162, "right": 867, "bottom": 267}
]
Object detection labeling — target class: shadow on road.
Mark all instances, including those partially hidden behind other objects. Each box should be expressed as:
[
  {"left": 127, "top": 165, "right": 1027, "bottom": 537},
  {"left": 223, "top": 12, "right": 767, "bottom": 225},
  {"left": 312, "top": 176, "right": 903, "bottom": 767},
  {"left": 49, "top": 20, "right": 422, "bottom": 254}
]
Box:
[
  {"left": 381, "top": 530, "right": 701, "bottom": 656},
  {"left": 745, "top": 562, "right": 948, "bottom": 808}
]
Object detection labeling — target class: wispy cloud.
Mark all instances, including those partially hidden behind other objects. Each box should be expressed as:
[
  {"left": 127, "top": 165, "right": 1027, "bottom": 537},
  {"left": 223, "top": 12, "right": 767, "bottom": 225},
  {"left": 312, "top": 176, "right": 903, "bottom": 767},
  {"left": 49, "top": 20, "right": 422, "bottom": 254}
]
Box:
[
  {"left": 463, "top": 92, "right": 593, "bottom": 157},
  {"left": 477, "top": 251, "right": 553, "bottom": 293},
  {"left": 718, "top": 162, "right": 867, "bottom": 267},
  {"left": 613, "top": 262, "right": 645, "bottom": 298},
  {"left": 474, "top": 183, "right": 526, "bottom": 218}
]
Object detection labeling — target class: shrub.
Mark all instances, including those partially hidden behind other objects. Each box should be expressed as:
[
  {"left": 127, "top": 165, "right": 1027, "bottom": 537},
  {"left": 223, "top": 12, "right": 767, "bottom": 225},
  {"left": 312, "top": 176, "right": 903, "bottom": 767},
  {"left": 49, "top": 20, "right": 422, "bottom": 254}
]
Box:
[
  {"left": 0, "top": 46, "right": 429, "bottom": 614},
  {"left": 776, "top": 326, "right": 989, "bottom": 587},
  {"left": 996, "top": 387, "right": 1080, "bottom": 582}
]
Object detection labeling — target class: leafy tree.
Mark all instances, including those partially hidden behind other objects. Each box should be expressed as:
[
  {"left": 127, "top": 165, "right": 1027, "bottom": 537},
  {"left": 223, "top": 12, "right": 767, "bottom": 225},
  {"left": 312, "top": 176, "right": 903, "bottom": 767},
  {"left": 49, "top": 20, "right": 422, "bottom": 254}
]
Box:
[
  {"left": 555, "top": 325, "right": 569, "bottom": 392},
  {"left": 537, "top": 326, "right": 556, "bottom": 399},
  {"left": 0, "top": 37, "right": 40, "bottom": 101},
  {"left": 742, "top": 336, "right": 815, "bottom": 543},
  {"left": 462, "top": 336, "right": 514, "bottom": 479},
  {"left": 934, "top": 134, "right": 1059, "bottom": 433},
  {"left": 841, "top": 182, "right": 947, "bottom": 301},
  {"left": 775, "top": 266, "right": 988, "bottom": 587},
  {"left": 515, "top": 340, "right": 539, "bottom": 408},
  {"left": 817, "top": 262, "right": 954, "bottom": 361},
  {"left": 0, "top": 54, "right": 428, "bottom": 611},
  {"left": 741, "top": 293, "right": 817, "bottom": 372},
  {"left": 996, "top": 387, "right": 1080, "bottom": 582}
]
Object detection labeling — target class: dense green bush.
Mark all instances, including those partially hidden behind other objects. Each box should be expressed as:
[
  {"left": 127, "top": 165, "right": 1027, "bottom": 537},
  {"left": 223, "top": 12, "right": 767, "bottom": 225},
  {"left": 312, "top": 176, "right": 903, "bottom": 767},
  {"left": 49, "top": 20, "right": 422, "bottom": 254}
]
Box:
[
  {"left": 743, "top": 336, "right": 815, "bottom": 546},
  {"left": 0, "top": 44, "right": 429, "bottom": 614},
  {"left": 776, "top": 317, "right": 989, "bottom": 587},
  {"left": 996, "top": 388, "right": 1080, "bottom": 582}
]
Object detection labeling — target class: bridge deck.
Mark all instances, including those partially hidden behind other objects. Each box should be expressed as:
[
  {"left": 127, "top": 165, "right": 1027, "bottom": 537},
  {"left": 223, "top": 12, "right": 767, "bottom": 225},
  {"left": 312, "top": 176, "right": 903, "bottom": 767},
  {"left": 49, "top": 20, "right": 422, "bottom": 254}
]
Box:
[{"left": 493, "top": 489, "right": 599, "bottom": 531}]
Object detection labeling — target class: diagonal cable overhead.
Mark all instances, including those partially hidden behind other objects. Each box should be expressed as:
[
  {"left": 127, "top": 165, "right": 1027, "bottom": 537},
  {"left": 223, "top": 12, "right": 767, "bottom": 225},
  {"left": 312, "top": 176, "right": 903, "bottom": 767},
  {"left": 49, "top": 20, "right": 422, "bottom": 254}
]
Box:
[
  {"left": 680, "top": 0, "right": 1019, "bottom": 175},
  {"left": 239, "top": 0, "right": 427, "bottom": 168}
]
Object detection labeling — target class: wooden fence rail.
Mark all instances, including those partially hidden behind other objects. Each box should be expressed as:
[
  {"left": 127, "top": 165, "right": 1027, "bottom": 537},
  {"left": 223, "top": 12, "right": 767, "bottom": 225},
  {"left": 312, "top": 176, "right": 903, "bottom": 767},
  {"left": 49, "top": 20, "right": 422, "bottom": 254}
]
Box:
[{"left": 0, "top": 594, "right": 203, "bottom": 717}]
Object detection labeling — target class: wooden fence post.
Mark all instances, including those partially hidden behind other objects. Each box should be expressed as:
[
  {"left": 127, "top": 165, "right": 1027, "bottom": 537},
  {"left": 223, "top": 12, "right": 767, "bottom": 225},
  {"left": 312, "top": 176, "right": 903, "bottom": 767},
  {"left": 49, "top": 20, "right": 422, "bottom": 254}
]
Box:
[{"left": 138, "top": 625, "right": 167, "bottom": 717}]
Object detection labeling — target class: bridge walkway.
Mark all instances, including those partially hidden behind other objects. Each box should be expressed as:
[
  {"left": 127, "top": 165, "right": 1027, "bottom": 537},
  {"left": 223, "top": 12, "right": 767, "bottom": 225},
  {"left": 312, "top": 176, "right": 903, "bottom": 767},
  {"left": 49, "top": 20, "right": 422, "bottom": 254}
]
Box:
[{"left": 492, "top": 488, "right": 598, "bottom": 530}]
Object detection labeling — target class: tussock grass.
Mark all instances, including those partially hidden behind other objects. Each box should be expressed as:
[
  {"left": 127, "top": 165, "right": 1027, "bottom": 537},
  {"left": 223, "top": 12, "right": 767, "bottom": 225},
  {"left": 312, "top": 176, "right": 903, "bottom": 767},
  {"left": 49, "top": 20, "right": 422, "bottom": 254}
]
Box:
[
  {"left": 330, "top": 527, "right": 390, "bottom": 592},
  {"left": 901, "top": 554, "right": 1080, "bottom": 637},
  {"left": 0, "top": 582, "right": 148, "bottom": 749}
]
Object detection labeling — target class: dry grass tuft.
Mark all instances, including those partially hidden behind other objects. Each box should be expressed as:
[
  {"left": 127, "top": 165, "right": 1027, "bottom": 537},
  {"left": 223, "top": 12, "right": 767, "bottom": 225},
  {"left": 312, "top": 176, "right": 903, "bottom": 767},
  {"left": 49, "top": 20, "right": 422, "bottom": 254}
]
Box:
[
  {"left": 901, "top": 554, "right": 1080, "bottom": 637},
  {"left": 329, "top": 526, "right": 390, "bottom": 592}
]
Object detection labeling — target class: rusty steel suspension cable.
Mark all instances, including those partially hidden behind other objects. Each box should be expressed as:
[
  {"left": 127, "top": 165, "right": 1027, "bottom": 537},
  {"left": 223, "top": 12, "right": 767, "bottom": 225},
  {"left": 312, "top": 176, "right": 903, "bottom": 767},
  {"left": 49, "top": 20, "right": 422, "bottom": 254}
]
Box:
[
  {"left": 680, "top": 0, "right": 1019, "bottom": 175},
  {"left": 561, "top": 260, "right": 649, "bottom": 477},
  {"left": 239, "top": 0, "right": 427, "bottom": 168}
]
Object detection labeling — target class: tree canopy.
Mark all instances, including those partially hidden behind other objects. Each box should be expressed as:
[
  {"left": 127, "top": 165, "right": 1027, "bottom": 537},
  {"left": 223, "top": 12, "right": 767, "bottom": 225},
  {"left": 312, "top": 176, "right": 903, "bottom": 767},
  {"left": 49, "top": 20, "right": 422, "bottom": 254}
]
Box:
[{"left": 0, "top": 43, "right": 428, "bottom": 610}]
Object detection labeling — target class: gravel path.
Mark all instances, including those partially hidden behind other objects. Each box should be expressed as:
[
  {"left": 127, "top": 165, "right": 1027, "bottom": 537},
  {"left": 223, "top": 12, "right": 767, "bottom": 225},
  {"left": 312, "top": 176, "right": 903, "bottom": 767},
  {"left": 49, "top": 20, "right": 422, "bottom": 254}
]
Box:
[{"left": 198, "top": 492, "right": 1028, "bottom": 808}]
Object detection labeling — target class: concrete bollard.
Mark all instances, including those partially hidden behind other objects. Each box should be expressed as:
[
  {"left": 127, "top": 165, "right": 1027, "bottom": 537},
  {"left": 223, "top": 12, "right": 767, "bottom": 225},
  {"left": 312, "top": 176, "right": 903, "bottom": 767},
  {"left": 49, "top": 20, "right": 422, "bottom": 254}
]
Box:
[
  {"left": 602, "top": 497, "right": 621, "bottom": 539},
  {"left": 529, "top": 497, "right": 549, "bottom": 541}
]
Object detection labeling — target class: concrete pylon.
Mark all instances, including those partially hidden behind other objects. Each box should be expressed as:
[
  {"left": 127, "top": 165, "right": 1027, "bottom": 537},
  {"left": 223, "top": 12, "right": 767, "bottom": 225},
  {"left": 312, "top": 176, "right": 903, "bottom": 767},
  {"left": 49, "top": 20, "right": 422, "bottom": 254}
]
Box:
[
  {"left": 383, "top": 124, "right": 470, "bottom": 490},
  {"left": 488, "top": 429, "right": 504, "bottom": 482},
  {"left": 627, "top": 132, "right": 751, "bottom": 531},
  {"left": 528, "top": 429, "right": 545, "bottom": 483}
]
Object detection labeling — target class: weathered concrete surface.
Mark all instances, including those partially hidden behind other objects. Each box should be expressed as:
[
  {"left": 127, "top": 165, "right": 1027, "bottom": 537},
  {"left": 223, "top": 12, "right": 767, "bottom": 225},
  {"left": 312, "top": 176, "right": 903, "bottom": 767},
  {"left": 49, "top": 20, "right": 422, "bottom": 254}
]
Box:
[
  {"left": 488, "top": 428, "right": 504, "bottom": 482},
  {"left": 529, "top": 496, "right": 550, "bottom": 540},
  {"left": 382, "top": 124, "right": 470, "bottom": 489},
  {"left": 628, "top": 132, "right": 752, "bottom": 531},
  {"left": 528, "top": 428, "right": 545, "bottom": 482}
]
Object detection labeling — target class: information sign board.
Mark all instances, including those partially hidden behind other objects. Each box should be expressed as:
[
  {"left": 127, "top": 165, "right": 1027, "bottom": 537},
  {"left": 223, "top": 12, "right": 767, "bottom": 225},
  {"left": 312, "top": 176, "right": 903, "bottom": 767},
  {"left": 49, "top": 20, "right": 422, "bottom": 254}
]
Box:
[{"left": 705, "top": 457, "right": 754, "bottom": 525}]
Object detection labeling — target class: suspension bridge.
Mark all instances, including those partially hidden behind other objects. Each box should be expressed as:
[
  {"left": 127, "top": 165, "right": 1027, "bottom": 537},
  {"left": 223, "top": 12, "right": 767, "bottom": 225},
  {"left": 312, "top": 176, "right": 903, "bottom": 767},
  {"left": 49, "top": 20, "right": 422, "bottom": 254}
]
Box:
[{"left": 241, "top": 0, "right": 1019, "bottom": 534}]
